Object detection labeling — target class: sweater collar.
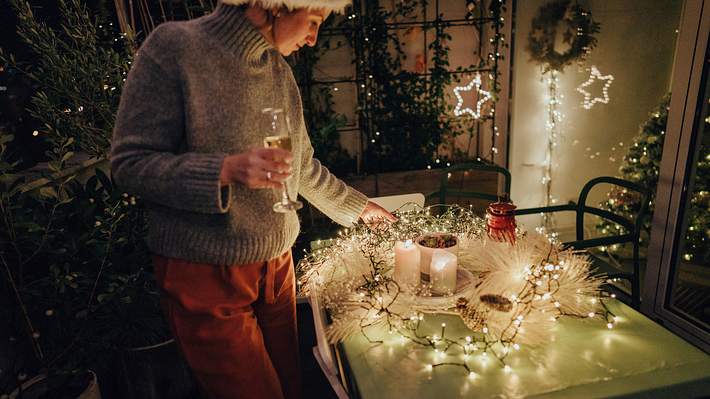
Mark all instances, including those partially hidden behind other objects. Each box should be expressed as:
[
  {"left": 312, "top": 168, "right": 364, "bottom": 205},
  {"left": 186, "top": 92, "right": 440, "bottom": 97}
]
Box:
[{"left": 199, "top": 2, "right": 275, "bottom": 65}]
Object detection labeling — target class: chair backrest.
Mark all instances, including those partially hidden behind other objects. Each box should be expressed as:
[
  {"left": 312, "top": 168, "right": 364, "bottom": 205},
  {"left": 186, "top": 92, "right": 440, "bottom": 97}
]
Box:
[
  {"left": 431, "top": 162, "right": 512, "bottom": 205},
  {"left": 370, "top": 193, "right": 425, "bottom": 212},
  {"left": 309, "top": 284, "right": 339, "bottom": 377},
  {"left": 575, "top": 176, "right": 650, "bottom": 242}
]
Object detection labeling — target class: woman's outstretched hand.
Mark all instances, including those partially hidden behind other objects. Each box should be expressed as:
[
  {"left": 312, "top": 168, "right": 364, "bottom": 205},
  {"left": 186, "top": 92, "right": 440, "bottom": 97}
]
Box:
[{"left": 359, "top": 201, "right": 397, "bottom": 228}]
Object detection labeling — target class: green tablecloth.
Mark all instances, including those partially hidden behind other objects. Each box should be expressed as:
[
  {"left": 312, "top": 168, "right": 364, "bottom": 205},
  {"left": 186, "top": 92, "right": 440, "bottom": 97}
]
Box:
[{"left": 337, "top": 300, "right": 710, "bottom": 398}]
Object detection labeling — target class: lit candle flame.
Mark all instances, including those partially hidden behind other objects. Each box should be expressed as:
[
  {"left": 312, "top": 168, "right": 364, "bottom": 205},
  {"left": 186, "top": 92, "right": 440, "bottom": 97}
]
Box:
[{"left": 432, "top": 259, "right": 447, "bottom": 271}]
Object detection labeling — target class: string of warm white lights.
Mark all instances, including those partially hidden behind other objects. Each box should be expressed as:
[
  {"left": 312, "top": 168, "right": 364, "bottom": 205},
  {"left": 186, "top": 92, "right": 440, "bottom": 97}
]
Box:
[
  {"left": 540, "top": 71, "right": 563, "bottom": 233},
  {"left": 576, "top": 65, "right": 614, "bottom": 110},
  {"left": 298, "top": 205, "right": 617, "bottom": 373}
]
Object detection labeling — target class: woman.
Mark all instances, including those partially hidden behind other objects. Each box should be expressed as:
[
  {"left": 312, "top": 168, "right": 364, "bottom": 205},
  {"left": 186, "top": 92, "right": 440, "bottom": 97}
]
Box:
[{"left": 110, "top": 0, "right": 394, "bottom": 398}]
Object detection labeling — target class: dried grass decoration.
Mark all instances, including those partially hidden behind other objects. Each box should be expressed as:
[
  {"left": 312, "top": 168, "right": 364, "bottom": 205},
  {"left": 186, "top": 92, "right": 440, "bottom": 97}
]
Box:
[
  {"left": 298, "top": 205, "right": 615, "bottom": 366},
  {"left": 526, "top": 0, "right": 600, "bottom": 73}
]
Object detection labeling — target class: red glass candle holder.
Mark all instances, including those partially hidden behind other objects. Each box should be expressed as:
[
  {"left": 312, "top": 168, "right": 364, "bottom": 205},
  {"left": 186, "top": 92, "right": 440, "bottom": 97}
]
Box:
[{"left": 486, "top": 200, "right": 517, "bottom": 244}]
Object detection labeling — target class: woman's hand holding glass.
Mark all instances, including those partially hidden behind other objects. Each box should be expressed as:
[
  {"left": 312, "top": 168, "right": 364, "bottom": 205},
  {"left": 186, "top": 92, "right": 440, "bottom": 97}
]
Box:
[
  {"left": 261, "top": 108, "right": 303, "bottom": 212},
  {"left": 219, "top": 147, "right": 292, "bottom": 190}
]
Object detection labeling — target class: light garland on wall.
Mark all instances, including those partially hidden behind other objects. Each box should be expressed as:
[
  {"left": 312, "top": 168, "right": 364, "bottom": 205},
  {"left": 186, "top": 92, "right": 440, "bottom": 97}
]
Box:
[
  {"left": 576, "top": 65, "right": 614, "bottom": 109},
  {"left": 453, "top": 73, "right": 492, "bottom": 119},
  {"left": 298, "top": 205, "right": 616, "bottom": 373},
  {"left": 525, "top": 1, "right": 599, "bottom": 233},
  {"left": 541, "top": 71, "right": 564, "bottom": 233}
]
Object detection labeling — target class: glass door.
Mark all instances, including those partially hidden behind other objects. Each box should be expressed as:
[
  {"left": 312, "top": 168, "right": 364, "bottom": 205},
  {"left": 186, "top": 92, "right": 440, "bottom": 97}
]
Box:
[
  {"left": 644, "top": 0, "right": 710, "bottom": 352},
  {"left": 667, "top": 48, "right": 710, "bottom": 329}
]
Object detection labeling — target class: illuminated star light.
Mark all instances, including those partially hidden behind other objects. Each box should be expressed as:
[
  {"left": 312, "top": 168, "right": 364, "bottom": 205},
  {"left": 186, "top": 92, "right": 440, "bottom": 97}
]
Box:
[
  {"left": 453, "top": 73, "right": 492, "bottom": 119},
  {"left": 576, "top": 66, "right": 614, "bottom": 110}
]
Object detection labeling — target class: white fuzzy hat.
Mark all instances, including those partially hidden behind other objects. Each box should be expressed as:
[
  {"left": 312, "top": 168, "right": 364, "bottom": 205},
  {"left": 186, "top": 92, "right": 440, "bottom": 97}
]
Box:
[{"left": 221, "top": 0, "right": 352, "bottom": 14}]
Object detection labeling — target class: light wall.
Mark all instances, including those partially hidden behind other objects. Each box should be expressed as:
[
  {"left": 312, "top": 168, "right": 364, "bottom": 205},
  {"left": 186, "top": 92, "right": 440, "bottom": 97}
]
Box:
[{"left": 509, "top": 0, "right": 682, "bottom": 232}]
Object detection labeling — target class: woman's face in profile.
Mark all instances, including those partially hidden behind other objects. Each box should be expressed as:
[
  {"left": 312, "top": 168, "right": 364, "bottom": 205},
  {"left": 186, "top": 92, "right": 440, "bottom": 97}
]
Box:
[{"left": 273, "top": 7, "right": 328, "bottom": 56}]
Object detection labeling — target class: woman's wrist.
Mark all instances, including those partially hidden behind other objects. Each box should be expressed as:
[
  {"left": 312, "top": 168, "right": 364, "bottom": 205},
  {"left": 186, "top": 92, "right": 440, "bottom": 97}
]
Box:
[{"left": 220, "top": 156, "right": 235, "bottom": 187}]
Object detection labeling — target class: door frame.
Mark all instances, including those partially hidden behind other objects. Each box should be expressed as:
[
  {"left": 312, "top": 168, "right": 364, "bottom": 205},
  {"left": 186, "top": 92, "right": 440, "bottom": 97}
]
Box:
[{"left": 642, "top": 0, "right": 710, "bottom": 352}]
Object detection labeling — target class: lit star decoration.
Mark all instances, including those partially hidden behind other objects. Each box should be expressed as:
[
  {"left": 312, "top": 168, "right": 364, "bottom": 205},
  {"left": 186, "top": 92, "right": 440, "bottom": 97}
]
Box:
[
  {"left": 576, "top": 66, "right": 614, "bottom": 109},
  {"left": 453, "top": 74, "right": 492, "bottom": 119}
]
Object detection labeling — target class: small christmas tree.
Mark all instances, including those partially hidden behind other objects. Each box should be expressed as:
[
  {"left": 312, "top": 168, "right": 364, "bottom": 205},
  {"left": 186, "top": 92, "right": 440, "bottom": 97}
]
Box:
[{"left": 598, "top": 94, "right": 710, "bottom": 265}]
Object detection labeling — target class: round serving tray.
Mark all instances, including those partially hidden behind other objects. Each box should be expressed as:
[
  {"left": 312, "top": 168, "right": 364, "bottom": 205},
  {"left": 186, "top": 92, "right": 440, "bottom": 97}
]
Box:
[{"left": 426, "top": 268, "right": 476, "bottom": 298}]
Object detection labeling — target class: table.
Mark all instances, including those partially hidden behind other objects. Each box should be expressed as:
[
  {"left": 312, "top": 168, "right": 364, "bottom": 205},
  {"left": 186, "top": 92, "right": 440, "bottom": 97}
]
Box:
[{"left": 336, "top": 300, "right": 710, "bottom": 398}]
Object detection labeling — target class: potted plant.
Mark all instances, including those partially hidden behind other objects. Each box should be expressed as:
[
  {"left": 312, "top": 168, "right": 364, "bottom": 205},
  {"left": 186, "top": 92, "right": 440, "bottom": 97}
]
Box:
[
  {"left": 1, "top": 1, "right": 196, "bottom": 397},
  {"left": 0, "top": 132, "right": 196, "bottom": 398},
  {"left": 0, "top": 132, "right": 104, "bottom": 397},
  {"left": 7, "top": 372, "right": 100, "bottom": 399}
]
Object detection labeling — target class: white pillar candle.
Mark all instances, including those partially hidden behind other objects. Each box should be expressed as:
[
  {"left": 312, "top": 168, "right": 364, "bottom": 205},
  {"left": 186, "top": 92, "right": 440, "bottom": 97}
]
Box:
[
  {"left": 430, "top": 249, "right": 458, "bottom": 295},
  {"left": 394, "top": 239, "right": 420, "bottom": 287},
  {"left": 415, "top": 234, "right": 459, "bottom": 282}
]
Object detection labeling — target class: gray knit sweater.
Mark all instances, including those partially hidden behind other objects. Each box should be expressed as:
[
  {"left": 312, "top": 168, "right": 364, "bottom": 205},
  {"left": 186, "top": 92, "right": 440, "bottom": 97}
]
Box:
[{"left": 110, "top": 3, "right": 368, "bottom": 266}]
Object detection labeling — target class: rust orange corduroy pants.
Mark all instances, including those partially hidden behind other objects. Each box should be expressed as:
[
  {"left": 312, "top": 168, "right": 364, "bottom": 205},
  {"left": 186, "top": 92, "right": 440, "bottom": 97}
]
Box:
[{"left": 153, "top": 251, "right": 300, "bottom": 399}]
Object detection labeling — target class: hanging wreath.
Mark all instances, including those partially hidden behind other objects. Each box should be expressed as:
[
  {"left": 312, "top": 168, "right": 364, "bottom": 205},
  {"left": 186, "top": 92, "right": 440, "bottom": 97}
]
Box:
[{"left": 526, "top": 0, "right": 600, "bottom": 73}]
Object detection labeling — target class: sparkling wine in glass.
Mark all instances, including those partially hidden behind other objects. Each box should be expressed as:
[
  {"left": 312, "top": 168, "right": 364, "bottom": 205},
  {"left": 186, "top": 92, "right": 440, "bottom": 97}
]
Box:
[{"left": 262, "top": 108, "right": 303, "bottom": 212}]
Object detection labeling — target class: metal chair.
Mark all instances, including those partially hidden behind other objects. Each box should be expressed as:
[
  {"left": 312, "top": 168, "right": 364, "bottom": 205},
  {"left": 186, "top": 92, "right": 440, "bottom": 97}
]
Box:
[
  {"left": 427, "top": 162, "right": 512, "bottom": 208},
  {"left": 515, "top": 176, "right": 651, "bottom": 309}
]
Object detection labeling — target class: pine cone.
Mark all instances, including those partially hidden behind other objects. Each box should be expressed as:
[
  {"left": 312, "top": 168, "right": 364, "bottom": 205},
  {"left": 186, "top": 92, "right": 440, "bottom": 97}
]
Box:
[
  {"left": 456, "top": 297, "right": 487, "bottom": 331},
  {"left": 480, "top": 293, "right": 513, "bottom": 312}
]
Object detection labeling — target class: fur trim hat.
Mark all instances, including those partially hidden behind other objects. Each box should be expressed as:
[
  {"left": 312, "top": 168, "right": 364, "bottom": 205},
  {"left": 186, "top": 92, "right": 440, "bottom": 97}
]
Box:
[{"left": 221, "top": 0, "right": 352, "bottom": 14}]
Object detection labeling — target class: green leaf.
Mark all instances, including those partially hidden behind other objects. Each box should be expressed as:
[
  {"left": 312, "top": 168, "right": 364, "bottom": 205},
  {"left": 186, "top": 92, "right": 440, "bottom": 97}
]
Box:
[
  {"left": 85, "top": 175, "right": 98, "bottom": 194},
  {"left": 0, "top": 134, "right": 14, "bottom": 145},
  {"left": 25, "top": 223, "right": 44, "bottom": 233},
  {"left": 47, "top": 161, "right": 61, "bottom": 173},
  {"left": 58, "top": 197, "right": 74, "bottom": 205},
  {"left": 95, "top": 168, "right": 112, "bottom": 192},
  {"left": 39, "top": 186, "right": 58, "bottom": 199}
]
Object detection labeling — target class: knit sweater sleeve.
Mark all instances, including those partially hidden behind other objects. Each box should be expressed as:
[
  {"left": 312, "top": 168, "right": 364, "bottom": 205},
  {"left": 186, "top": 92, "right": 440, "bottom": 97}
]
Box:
[
  {"left": 297, "top": 126, "right": 368, "bottom": 226},
  {"left": 110, "top": 27, "right": 231, "bottom": 214}
]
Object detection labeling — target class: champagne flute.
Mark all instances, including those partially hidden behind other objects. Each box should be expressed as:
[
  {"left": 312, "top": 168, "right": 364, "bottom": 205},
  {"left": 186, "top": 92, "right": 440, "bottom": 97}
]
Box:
[{"left": 262, "top": 108, "right": 303, "bottom": 212}]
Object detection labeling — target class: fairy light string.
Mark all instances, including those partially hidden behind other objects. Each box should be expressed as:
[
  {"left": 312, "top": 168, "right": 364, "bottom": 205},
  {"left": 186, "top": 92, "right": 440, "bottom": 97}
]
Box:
[
  {"left": 542, "top": 70, "right": 562, "bottom": 234},
  {"left": 298, "top": 205, "right": 618, "bottom": 374},
  {"left": 525, "top": 1, "right": 599, "bottom": 236}
]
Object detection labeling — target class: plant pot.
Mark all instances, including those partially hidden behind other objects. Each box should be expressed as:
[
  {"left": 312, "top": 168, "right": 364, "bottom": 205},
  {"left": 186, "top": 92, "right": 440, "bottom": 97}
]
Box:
[
  {"left": 10, "top": 370, "right": 100, "bottom": 399},
  {"left": 98, "top": 339, "right": 198, "bottom": 399},
  {"left": 415, "top": 233, "right": 459, "bottom": 282}
]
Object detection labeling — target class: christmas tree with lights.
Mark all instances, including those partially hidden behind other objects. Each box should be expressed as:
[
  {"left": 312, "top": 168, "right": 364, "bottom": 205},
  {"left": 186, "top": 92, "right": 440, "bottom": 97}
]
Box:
[
  {"left": 683, "top": 114, "right": 710, "bottom": 265},
  {"left": 598, "top": 95, "right": 710, "bottom": 265}
]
